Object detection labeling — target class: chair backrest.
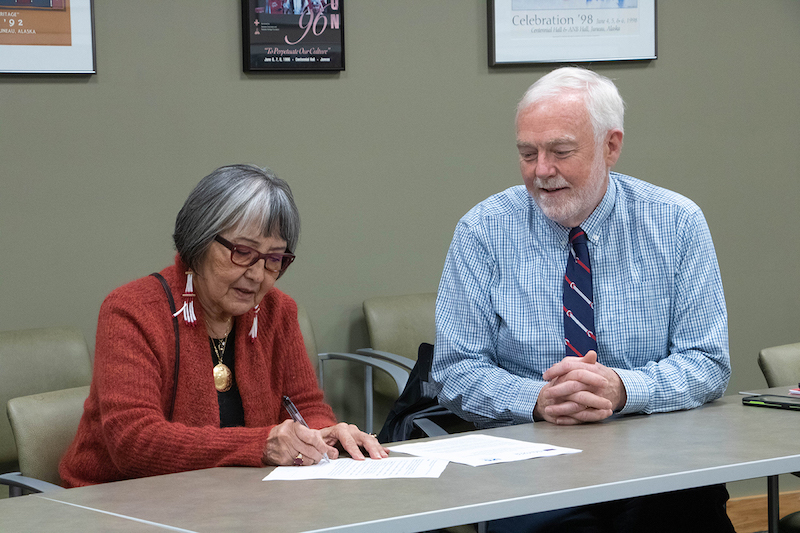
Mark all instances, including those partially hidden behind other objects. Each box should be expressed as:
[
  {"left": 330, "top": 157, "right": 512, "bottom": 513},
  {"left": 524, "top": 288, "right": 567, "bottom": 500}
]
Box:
[
  {"left": 7, "top": 386, "right": 90, "bottom": 486},
  {"left": 0, "top": 327, "right": 92, "bottom": 470},
  {"left": 296, "top": 304, "right": 318, "bottom": 375},
  {"left": 758, "top": 342, "right": 800, "bottom": 388},
  {"left": 362, "top": 292, "right": 437, "bottom": 362}
]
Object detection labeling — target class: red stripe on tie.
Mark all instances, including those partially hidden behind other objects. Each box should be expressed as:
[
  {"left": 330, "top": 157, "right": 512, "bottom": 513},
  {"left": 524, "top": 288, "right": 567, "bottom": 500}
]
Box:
[
  {"left": 565, "top": 339, "right": 584, "bottom": 357},
  {"left": 576, "top": 258, "right": 590, "bottom": 274},
  {"left": 569, "top": 230, "right": 586, "bottom": 242},
  {"left": 587, "top": 330, "right": 596, "bottom": 341}
]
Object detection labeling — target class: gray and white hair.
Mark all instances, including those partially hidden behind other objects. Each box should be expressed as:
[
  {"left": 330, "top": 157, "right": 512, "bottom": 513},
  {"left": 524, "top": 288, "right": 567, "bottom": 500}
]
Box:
[
  {"left": 516, "top": 67, "right": 625, "bottom": 143},
  {"left": 173, "top": 164, "right": 300, "bottom": 271}
]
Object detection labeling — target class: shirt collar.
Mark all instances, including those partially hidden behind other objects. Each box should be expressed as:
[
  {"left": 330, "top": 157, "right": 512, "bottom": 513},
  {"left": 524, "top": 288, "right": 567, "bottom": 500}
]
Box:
[{"left": 580, "top": 173, "right": 616, "bottom": 244}]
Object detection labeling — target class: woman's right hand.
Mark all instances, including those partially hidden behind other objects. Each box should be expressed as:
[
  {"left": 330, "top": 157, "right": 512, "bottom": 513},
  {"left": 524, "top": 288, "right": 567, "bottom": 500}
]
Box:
[{"left": 262, "top": 419, "right": 338, "bottom": 466}]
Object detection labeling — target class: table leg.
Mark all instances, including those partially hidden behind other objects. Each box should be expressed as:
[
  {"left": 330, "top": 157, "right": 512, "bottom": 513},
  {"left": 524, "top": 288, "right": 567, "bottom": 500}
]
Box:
[{"left": 768, "top": 475, "right": 779, "bottom": 533}]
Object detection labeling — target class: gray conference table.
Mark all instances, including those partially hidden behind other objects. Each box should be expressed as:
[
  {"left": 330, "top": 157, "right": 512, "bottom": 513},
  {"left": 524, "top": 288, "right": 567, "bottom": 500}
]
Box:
[
  {"left": 0, "top": 493, "right": 169, "bottom": 532},
  {"left": 19, "top": 388, "right": 800, "bottom": 532}
]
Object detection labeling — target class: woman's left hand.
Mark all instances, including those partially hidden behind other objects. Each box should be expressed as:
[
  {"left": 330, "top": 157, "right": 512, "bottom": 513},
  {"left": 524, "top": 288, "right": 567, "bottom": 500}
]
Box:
[{"left": 319, "top": 423, "right": 390, "bottom": 460}]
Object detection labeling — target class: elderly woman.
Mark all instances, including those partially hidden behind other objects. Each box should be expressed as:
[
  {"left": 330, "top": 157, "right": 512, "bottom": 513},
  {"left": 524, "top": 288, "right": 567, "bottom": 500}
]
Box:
[{"left": 60, "top": 164, "right": 387, "bottom": 487}]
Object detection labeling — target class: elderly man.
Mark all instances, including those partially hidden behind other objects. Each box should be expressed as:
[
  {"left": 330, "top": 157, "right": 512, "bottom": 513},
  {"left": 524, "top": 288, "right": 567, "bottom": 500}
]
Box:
[{"left": 432, "top": 67, "right": 733, "bottom": 532}]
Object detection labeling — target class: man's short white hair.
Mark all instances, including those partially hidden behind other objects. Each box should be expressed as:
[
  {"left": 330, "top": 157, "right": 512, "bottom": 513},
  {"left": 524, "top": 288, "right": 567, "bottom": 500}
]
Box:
[{"left": 516, "top": 67, "right": 625, "bottom": 143}]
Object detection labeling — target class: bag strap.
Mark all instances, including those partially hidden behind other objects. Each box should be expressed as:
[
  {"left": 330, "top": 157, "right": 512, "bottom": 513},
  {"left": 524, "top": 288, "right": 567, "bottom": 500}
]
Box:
[{"left": 150, "top": 272, "right": 180, "bottom": 421}]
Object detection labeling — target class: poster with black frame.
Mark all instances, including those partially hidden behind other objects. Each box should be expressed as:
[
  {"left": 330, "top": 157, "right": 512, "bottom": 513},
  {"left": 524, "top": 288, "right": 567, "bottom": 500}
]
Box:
[
  {"left": 0, "top": 0, "right": 96, "bottom": 74},
  {"left": 241, "top": 0, "right": 344, "bottom": 72},
  {"left": 489, "top": 0, "right": 656, "bottom": 66}
]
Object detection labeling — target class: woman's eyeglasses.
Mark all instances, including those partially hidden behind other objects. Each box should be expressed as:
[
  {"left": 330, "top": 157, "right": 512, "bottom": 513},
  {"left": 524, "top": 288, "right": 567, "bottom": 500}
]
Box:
[{"left": 214, "top": 235, "right": 295, "bottom": 278}]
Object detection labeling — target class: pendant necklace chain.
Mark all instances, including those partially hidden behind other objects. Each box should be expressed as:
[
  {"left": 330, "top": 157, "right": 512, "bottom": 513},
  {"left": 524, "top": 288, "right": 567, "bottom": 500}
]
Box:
[{"left": 208, "top": 318, "right": 233, "bottom": 393}]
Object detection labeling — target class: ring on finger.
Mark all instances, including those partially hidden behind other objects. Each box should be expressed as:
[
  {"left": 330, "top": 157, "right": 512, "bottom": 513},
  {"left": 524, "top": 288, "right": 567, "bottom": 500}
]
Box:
[{"left": 293, "top": 453, "right": 303, "bottom": 466}]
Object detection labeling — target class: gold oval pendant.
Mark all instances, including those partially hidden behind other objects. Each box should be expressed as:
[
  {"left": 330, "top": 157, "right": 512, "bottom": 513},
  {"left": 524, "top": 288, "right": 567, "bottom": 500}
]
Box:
[{"left": 213, "top": 363, "right": 232, "bottom": 392}]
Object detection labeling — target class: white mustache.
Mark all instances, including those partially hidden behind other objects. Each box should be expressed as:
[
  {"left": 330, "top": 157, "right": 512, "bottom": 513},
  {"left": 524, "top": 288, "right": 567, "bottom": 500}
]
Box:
[{"left": 534, "top": 177, "right": 569, "bottom": 190}]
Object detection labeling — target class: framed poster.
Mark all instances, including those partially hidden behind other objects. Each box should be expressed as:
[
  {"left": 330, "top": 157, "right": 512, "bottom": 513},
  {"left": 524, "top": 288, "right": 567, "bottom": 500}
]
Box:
[
  {"left": 0, "top": 0, "right": 95, "bottom": 74},
  {"left": 241, "top": 0, "right": 344, "bottom": 72},
  {"left": 489, "top": 0, "right": 656, "bottom": 66}
]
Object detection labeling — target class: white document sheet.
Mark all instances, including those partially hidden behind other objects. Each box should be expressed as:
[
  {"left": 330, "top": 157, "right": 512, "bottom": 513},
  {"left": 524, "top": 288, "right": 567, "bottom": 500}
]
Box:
[
  {"left": 389, "top": 434, "right": 581, "bottom": 467},
  {"left": 263, "top": 457, "right": 449, "bottom": 481}
]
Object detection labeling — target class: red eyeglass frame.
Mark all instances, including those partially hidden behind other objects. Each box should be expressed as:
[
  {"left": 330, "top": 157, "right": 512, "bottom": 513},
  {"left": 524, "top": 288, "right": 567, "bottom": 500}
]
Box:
[{"left": 214, "top": 235, "right": 295, "bottom": 278}]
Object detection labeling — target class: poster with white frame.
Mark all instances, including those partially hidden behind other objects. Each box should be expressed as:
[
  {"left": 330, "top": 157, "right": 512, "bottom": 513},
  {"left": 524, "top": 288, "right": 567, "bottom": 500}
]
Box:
[
  {"left": 489, "top": 0, "right": 656, "bottom": 66},
  {"left": 0, "top": 0, "right": 95, "bottom": 74}
]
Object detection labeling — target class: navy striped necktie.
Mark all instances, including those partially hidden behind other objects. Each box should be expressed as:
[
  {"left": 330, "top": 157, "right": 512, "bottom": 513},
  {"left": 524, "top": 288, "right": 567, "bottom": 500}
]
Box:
[{"left": 563, "top": 227, "right": 597, "bottom": 357}]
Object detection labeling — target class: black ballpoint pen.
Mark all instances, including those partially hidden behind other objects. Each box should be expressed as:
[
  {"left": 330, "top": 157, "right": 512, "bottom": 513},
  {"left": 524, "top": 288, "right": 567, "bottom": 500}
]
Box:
[{"left": 282, "top": 395, "right": 331, "bottom": 463}]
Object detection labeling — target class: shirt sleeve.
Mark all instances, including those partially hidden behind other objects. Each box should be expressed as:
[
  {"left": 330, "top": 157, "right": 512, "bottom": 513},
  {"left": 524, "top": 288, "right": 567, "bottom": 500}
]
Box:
[
  {"left": 432, "top": 221, "right": 544, "bottom": 427},
  {"left": 616, "top": 208, "right": 731, "bottom": 414}
]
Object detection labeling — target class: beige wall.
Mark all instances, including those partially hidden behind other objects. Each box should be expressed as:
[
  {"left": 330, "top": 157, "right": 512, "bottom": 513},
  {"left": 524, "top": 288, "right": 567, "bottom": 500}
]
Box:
[{"left": 1, "top": 0, "right": 799, "bottom": 495}]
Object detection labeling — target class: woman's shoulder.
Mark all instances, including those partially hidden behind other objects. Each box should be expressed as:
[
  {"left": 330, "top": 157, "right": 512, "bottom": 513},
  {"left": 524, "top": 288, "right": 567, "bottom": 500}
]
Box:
[
  {"left": 102, "top": 263, "right": 181, "bottom": 313},
  {"left": 94, "top": 265, "right": 182, "bottom": 352},
  {"left": 260, "top": 288, "right": 298, "bottom": 318}
]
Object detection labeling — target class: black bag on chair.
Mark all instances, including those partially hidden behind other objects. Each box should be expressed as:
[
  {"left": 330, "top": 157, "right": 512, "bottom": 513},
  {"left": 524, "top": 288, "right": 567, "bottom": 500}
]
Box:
[{"left": 377, "top": 343, "right": 473, "bottom": 443}]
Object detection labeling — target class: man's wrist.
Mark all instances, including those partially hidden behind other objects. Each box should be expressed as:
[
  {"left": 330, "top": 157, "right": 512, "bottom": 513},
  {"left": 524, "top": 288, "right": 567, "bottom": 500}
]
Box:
[
  {"left": 533, "top": 401, "right": 544, "bottom": 422},
  {"left": 614, "top": 387, "right": 628, "bottom": 412},
  {"left": 610, "top": 370, "right": 627, "bottom": 411}
]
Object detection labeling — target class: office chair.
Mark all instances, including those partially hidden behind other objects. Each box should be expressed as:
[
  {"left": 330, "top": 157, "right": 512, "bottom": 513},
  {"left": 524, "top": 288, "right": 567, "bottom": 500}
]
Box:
[
  {"left": 758, "top": 342, "right": 800, "bottom": 532},
  {"left": 353, "top": 293, "right": 436, "bottom": 432},
  {"left": 297, "top": 304, "right": 321, "bottom": 377},
  {"left": 359, "top": 294, "right": 473, "bottom": 437},
  {"left": 358, "top": 292, "right": 436, "bottom": 368},
  {"left": 297, "top": 305, "right": 410, "bottom": 434},
  {"left": 0, "top": 327, "right": 92, "bottom": 483},
  {"left": 758, "top": 342, "right": 800, "bottom": 388},
  {"left": 0, "top": 386, "right": 90, "bottom": 496}
]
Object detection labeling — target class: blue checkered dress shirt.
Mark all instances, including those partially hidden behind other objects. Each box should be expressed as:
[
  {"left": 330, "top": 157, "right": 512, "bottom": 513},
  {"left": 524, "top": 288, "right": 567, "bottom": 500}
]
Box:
[{"left": 432, "top": 173, "right": 730, "bottom": 427}]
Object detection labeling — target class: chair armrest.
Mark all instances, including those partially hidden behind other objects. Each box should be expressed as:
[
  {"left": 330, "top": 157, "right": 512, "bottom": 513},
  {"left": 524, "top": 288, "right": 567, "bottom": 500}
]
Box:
[
  {"left": 318, "top": 352, "right": 412, "bottom": 434},
  {"left": 355, "top": 348, "right": 416, "bottom": 372},
  {"left": 0, "top": 472, "right": 65, "bottom": 497},
  {"left": 318, "top": 352, "right": 409, "bottom": 394},
  {"left": 412, "top": 417, "right": 449, "bottom": 437}
]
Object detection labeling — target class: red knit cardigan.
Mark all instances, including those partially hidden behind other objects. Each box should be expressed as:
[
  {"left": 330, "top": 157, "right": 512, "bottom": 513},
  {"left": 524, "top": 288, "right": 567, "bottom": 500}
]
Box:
[{"left": 59, "top": 258, "right": 335, "bottom": 487}]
